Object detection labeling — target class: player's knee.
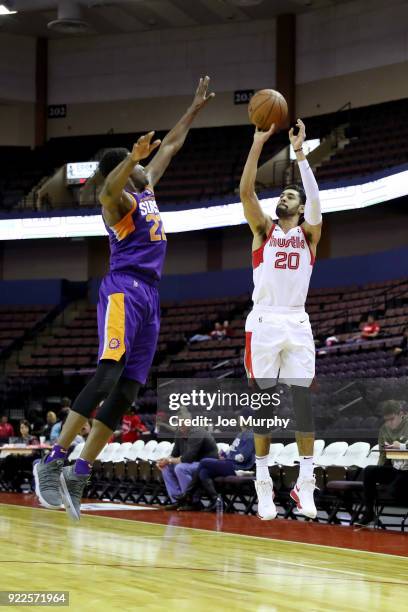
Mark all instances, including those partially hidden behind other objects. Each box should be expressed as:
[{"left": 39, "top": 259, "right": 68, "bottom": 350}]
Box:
[
  {"left": 94, "top": 358, "right": 125, "bottom": 395},
  {"left": 96, "top": 378, "right": 140, "bottom": 431}
]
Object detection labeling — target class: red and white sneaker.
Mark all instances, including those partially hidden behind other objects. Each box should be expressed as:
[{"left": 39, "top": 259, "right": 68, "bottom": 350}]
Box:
[
  {"left": 255, "top": 479, "right": 277, "bottom": 520},
  {"left": 290, "top": 476, "right": 317, "bottom": 519}
]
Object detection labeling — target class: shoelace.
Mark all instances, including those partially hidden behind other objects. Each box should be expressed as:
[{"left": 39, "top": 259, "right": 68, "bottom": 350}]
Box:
[{"left": 38, "top": 460, "right": 62, "bottom": 492}]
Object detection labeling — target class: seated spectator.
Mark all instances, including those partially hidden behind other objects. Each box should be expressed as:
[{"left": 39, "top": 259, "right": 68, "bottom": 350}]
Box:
[
  {"left": 157, "top": 412, "right": 218, "bottom": 510},
  {"left": 113, "top": 407, "right": 149, "bottom": 443},
  {"left": 177, "top": 414, "right": 255, "bottom": 511},
  {"left": 41, "top": 411, "right": 57, "bottom": 442},
  {"left": 223, "top": 320, "right": 234, "bottom": 338},
  {"left": 357, "top": 401, "right": 408, "bottom": 526},
  {"left": 50, "top": 407, "right": 70, "bottom": 443},
  {"left": 210, "top": 321, "right": 226, "bottom": 340},
  {"left": 0, "top": 420, "right": 39, "bottom": 491},
  {"left": 0, "top": 415, "right": 14, "bottom": 444},
  {"left": 394, "top": 327, "right": 408, "bottom": 362},
  {"left": 360, "top": 315, "right": 381, "bottom": 340},
  {"left": 18, "top": 420, "right": 39, "bottom": 446},
  {"left": 325, "top": 335, "right": 339, "bottom": 347}
]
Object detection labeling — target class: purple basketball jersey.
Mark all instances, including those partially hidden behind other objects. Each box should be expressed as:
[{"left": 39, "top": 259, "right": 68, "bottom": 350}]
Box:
[{"left": 104, "top": 187, "right": 167, "bottom": 284}]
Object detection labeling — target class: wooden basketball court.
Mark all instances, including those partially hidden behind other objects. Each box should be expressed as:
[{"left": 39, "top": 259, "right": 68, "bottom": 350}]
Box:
[{"left": 0, "top": 494, "right": 406, "bottom": 611}]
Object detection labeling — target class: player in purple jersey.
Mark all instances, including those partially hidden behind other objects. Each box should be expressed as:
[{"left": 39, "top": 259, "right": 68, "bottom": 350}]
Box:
[{"left": 34, "top": 77, "right": 215, "bottom": 520}]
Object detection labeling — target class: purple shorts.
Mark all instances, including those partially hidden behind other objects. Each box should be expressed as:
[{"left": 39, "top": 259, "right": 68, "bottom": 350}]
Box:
[{"left": 97, "top": 272, "right": 160, "bottom": 384}]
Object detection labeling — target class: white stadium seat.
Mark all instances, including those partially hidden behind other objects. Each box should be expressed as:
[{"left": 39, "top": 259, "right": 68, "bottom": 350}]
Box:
[
  {"left": 277, "top": 442, "right": 299, "bottom": 466},
  {"left": 112, "top": 442, "right": 133, "bottom": 463},
  {"left": 138, "top": 439, "right": 158, "bottom": 461},
  {"left": 151, "top": 440, "right": 173, "bottom": 461},
  {"left": 335, "top": 441, "right": 371, "bottom": 467},
  {"left": 315, "top": 441, "right": 349, "bottom": 467},
  {"left": 359, "top": 444, "right": 380, "bottom": 467},
  {"left": 267, "top": 443, "right": 284, "bottom": 466},
  {"left": 128, "top": 439, "right": 145, "bottom": 460}
]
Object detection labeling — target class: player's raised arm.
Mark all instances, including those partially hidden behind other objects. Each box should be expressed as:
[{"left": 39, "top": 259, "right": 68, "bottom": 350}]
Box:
[
  {"left": 240, "top": 125, "right": 275, "bottom": 237},
  {"left": 290, "top": 119, "right": 322, "bottom": 245},
  {"left": 145, "top": 76, "right": 215, "bottom": 188},
  {"left": 99, "top": 132, "right": 161, "bottom": 224}
]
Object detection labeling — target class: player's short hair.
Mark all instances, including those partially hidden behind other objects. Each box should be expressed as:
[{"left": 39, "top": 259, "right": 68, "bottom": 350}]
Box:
[
  {"left": 381, "top": 400, "right": 402, "bottom": 417},
  {"left": 98, "top": 148, "right": 130, "bottom": 178},
  {"left": 284, "top": 184, "right": 306, "bottom": 206}
]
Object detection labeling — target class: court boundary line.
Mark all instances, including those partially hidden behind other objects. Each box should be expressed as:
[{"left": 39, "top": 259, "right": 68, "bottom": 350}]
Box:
[{"left": 1, "top": 501, "right": 407, "bottom": 561}]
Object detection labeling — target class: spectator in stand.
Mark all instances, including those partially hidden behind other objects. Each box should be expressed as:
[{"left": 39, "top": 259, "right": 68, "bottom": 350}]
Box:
[
  {"left": 50, "top": 406, "right": 70, "bottom": 443},
  {"left": 0, "top": 415, "right": 14, "bottom": 443},
  {"left": 177, "top": 412, "right": 255, "bottom": 511},
  {"left": 210, "top": 321, "right": 226, "bottom": 340},
  {"left": 0, "top": 420, "right": 39, "bottom": 491},
  {"left": 113, "top": 407, "right": 149, "bottom": 443},
  {"left": 356, "top": 401, "right": 408, "bottom": 526},
  {"left": 394, "top": 327, "right": 408, "bottom": 363},
  {"left": 223, "top": 320, "right": 234, "bottom": 338},
  {"left": 41, "top": 411, "right": 57, "bottom": 442},
  {"left": 360, "top": 315, "right": 381, "bottom": 340},
  {"left": 157, "top": 413, "right": 218, "bottom": 510},
  {"left": 18, "top": 420, "right": 39, "bottom": 445},
  {"left": 189, "top": 325, "right": 212, "bottom": 343}
]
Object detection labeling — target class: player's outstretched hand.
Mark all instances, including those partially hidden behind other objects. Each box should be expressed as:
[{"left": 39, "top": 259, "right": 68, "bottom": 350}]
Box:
[
  {"left": 254, "top": 123, "right": 275, "bottom": 144},
  {"left": 191, "top": 76, "right": 215, "bottom": 112},
  {"left": 289, "top": 118, "right": 306, "bottom": 150},
  {"left": 131, "top": 131, "right": 161, "bottom": 161}
]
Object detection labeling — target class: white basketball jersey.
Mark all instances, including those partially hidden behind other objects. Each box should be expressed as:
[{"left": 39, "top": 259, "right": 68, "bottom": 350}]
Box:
[{"left": 252, "top": 223, "right": 314, "bottom": 308}]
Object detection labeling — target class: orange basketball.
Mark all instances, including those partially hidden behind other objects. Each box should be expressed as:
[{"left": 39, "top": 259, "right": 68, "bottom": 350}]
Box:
[{"left": 248, "top": 89, "right": 288, "bottom": 130}]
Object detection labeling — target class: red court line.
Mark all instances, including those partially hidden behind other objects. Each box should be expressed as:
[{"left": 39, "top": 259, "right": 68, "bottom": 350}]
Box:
[{"left": 1, "top": 492, "right": 406, "bottom": 557}]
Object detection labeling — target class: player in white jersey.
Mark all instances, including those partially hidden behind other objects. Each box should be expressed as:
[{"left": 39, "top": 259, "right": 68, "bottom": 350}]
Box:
[{"left": 240, "top": 118, "right": 322, "bottom": 520}]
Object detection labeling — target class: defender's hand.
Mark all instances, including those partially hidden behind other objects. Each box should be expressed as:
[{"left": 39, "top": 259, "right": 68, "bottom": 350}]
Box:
[
  {"left": 131, "top": 131, "right": 161, "bottom": 162},
  {"left": 191, "top": 76, "right": 215, "bottom": 112},
  {"left": 289, "top": 118, "right": 306, "bottom": 150},
  {"left": 254, "top": 123, "right": 275, "bottom": 144}
]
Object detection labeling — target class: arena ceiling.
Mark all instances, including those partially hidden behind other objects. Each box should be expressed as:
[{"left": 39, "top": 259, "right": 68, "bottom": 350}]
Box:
[{"left": 0, "top": 0, "right": 353, "bottom": 37}]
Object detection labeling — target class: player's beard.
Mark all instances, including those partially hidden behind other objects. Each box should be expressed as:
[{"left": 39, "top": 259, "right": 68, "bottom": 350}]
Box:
[{"left": 276, "top": 203, "right": 291, "bottom": 218}]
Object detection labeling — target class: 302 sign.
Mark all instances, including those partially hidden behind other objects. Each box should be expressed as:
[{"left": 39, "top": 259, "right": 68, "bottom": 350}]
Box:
[
  {"left": 48, "top": 104, "right": 67, "bottom": 119},
  {"left": 234, "top": 90, "right": 254, "bottom": 105}
]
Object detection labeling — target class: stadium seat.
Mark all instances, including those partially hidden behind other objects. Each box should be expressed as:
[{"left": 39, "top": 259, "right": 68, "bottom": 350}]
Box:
[{"left": 315, "top": 442, "right": 349, "bottom": 467}]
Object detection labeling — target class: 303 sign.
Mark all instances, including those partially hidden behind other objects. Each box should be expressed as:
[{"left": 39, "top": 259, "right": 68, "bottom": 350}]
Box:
[
  {"left": 234, "top": 90, "right": 254, "bottom": 105},
  {"left": 48, "top": 104, "right": 67, "bottom": 119}
]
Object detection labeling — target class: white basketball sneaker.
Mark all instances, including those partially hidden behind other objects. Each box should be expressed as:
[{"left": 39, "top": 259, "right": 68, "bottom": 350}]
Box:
[
  {"left": 290, "top": 476, "right": 317, "bottom": 519},
  {"left": 255, "top": 479, "right": 277, "bottom": 520}
]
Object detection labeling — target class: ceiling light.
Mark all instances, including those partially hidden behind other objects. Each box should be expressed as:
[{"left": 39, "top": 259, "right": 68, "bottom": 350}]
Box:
[{"left": 0, "top": 4, "right": 17, "bottom": 14}]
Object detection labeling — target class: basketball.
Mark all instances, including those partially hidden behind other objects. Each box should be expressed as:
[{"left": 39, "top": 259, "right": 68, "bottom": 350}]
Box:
[{"left": 248, "top": 89, "right": 288, "bottom": 130}]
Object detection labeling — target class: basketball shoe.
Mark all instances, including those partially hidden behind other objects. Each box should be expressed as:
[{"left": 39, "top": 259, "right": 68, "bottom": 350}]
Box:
[
  {"left": 290, "top": 476, "right": 317, "bottom": 519},
  {"left": 60, "top": 465, "right": 90, "bottom": 521},
  {"left": 255, "top": 478, "right": 277, "bottom": 520},
  {"left": 33, "top": 458, "right": 64, "bottom": 509}
]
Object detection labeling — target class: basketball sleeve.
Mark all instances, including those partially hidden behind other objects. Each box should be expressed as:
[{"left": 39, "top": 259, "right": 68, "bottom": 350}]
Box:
[{"left": 298, "top": 159, "right": 322, "bottom": 225}]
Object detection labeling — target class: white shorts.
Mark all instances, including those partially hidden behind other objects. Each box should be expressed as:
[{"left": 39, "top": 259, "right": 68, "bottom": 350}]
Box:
[{"left": 244, "top": 306, "right": 315, "bottom": 387}]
